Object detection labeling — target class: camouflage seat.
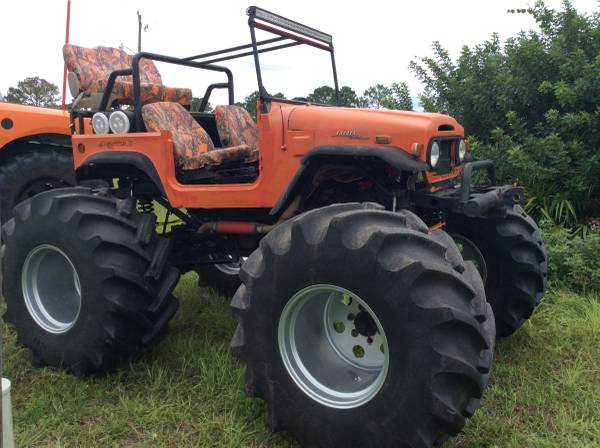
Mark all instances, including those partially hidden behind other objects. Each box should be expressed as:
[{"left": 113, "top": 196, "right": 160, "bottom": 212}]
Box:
[
  {"left": 214, "top": 105, "right": 259, "bottom": 155},
  {"left": 63, "top": 44, "right": 192, "bottom": 109},
  {"left": 142, "top": 102, "right": 258, "bottom": 170}
]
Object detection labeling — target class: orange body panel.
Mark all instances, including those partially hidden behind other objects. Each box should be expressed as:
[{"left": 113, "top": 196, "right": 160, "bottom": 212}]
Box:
[
  {"left": 0, "top": 103, "right": 71, "bottom": 148},
  {"left": 73, "top": 100, "right": 464, "bottom": 209},
  {"left": 0, "top": 103, "right": 92, "bottom": 149}
]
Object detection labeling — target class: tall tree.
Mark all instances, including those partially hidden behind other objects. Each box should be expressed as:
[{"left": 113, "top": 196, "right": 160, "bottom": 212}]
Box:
[
  {"left": 409, "top": 0, "right": 600, "bottom": 218},
  {"left": 390, "top": 82, "right": 414, "bottom": 111},
  {"left": 190, "top": 97, "right": 212, "bottom": 112},
  {"left": 6, "top": 77, "right": 60, "bottom": 107},
  {"left": 236, "top": 91, "right": 285, "bottom": 120},
  {"left": 306, "top": 85, "right": 359, "bottom": 107},
  {"left": 307, "top": 85, "right": 336, "bottom": 104},
  {"left": 360, "top": 82, "right": 413, "bottom": 110}
]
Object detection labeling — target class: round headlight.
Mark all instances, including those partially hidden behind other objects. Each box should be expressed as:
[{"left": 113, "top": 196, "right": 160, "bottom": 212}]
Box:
[
  {"left": 108, "top": 111, "right": 130, "bottom": 134},
  {"left": 430, "top": 142, "right": 440, "bottom": 168},
  {"left": 458, "top": 139, "right": 467, "bottom": 162},
  {"left": 92, "top": 112, "right": 109, "bottom": 135}
]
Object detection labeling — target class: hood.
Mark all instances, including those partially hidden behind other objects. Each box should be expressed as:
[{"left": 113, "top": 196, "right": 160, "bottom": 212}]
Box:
[{"left": 286, "top": 104, "right": 464, "bottom": 150}]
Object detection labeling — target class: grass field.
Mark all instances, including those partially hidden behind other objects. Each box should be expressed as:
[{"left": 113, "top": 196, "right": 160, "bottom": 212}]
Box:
[{"left": 2, "top": 274, "right": 600, "bottom": 447}]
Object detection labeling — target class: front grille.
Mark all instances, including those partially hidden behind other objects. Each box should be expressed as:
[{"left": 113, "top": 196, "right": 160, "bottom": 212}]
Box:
[{"left": 433, "top": 139, "right": 456, "bottom": 175}]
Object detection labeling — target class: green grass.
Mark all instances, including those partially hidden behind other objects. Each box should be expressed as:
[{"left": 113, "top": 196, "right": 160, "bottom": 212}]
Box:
[{"left": 2, "top": 275, "right": 600, "bottom": 447}]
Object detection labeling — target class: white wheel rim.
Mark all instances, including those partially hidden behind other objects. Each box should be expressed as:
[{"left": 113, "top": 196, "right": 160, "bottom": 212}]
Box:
[
  {"left": 21, "top": 244, "right": 82, "bottom": 334},
  {"left": 278, "top": 284, "right": 389, "bottom": 409}
]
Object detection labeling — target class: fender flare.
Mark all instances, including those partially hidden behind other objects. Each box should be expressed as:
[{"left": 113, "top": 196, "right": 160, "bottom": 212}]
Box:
[
  {"left": 270, "top": 145, "right": 429, "bottom": 216},
  {"left": 76, "top": 151, "right": 167, "bottom": 196}
]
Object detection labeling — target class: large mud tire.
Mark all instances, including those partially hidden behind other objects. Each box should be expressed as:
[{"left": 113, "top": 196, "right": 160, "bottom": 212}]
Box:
[
  {"left": 447, "top": 205, "right": 548, "bottom": 337},
  {"left": 231, "top": 203, "right": 494, "bottom": 448},
  {"left": 2, "top": 187, "right": 180, "bottom": 375},
  {"left": 0, "top": 149, "right": 75, "bottom": 222}
]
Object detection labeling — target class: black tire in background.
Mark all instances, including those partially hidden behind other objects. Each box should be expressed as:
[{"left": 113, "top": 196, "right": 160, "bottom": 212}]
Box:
[
  {"left": 0, "top": 148, "right": 75, "bottom": 222},
  {"left": 196, "top": 254, "right": 243, "bottom": 297},
  {"left": 231, "top": 203, "right": 494, "bottom": 448},
  {"left": 2, "top": 187, "right": 180, "bottom": 375},
  {"left": 447, "top": 204, "right": 548, "bottom": 337}
]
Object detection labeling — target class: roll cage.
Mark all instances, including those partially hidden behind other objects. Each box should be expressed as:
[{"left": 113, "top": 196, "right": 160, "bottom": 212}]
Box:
[{"left": 80, "top": 6, "right": 340, "bottom": 133}]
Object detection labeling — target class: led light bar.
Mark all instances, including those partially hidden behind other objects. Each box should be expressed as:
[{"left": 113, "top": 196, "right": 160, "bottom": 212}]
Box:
[{"left": 247, "top": 6, "right": 333, "bottom": 45}]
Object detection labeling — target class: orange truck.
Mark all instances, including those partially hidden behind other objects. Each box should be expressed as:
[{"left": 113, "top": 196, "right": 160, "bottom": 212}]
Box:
[
  {"left": 0, "top": 103, "right": 75, "bottom": 221},
  {"left": 2, "top": 6, "right": 548, "bottom": 447}
]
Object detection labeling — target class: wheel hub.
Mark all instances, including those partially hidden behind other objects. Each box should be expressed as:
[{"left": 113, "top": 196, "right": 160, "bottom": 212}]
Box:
[
  {"left": 353, "top": 310, "right": 377, "bottom": 337},
  {"left": 452, "top": 234, "right": 488, "bottom": 283},
  {"left": 278, "top": 284, "right": 389, "bottom": 409},
  {"left": 21, "top": 244, "right": 82, "bottom": 334},
  {"left": 210, "top": 253, "right": 247, "bottom": 275}
]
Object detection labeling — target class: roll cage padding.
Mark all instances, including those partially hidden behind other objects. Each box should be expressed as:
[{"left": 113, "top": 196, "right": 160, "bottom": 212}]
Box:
[{"left": 270, "top": 145, "right": 429, "bottom": 216}]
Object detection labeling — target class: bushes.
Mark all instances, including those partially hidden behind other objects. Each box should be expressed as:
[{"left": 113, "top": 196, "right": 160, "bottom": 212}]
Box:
[
  {"left": 411, "top": 1, "right": 600, "bottom": 222},
  {"left": 542, "top": 222, "right": 600, "bottom": 292}
]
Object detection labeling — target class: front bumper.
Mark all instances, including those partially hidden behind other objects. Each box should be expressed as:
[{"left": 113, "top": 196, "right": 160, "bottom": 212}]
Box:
[{"left": 414, "top": 160, "right": 525, "bottom": 218}]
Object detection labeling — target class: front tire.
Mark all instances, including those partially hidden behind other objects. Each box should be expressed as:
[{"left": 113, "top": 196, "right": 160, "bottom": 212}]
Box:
[
  {"left": 231, "top": 203, "right": 494, "bottom": 447},
  {"left": 447, "top": 204, "right": 548, "bottom": 337},
  {"left": 2, "top": 188, "right": 180, "bottom": 375}
]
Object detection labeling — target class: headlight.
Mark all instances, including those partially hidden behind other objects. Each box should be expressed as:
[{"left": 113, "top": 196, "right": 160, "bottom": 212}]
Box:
[
  {"left": 108, "top": 111, "right": 131, "bottom": 134},
  {"left": 458, "top": 139, "right": 467, "bottom": 162},
  {"left": 429, "top": 141, "right": 440, "bottom": 169},
  {"left": 92, "top": 112, "right": 109, "bottom": 135}
]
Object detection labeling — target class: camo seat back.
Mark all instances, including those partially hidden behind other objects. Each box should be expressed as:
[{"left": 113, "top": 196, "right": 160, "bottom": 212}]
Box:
[
  {"left": 142, "top": 102, "right": 258, "bottom": 170},
  {"left": 214, "top": 105, "right": 259, "bottom": 150},
  {"left": 63, "top": 44, "right": 192, "bottom": 106}
]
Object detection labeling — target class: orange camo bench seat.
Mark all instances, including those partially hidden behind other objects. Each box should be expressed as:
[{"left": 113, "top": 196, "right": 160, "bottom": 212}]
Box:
[
  {"left": 63, "top": 44, "right": 192, "bottom": 106},
  {"left": 141, "top": 102, "right": 259, "bottom": 170}
]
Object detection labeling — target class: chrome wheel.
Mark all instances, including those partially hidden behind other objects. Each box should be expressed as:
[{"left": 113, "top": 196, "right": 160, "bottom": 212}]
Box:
[
  {"left": 278, "top": 284, "right": 389, "bottom": 409},
  {"left": 21, "top": 244, "right": 82, "bottom": 334},
  {"left": 212, "top": 253, "right": 246, "bottom": 276}
]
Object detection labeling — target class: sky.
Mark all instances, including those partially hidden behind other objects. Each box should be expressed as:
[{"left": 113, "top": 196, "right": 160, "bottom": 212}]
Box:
[{"left": 0, "top": 0, "right": 598, "bottom": 105}]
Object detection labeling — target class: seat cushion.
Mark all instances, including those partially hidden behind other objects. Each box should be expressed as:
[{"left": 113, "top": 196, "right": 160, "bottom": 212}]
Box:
[
  {"left": 63, "top": 44, "right": 192, "bottom": 106},
  {"left": 63, "top": 45, "right": 107, "bottom": 92},
  {"left": 142, "top": 102, "right": 258, "bottom": 170},
  {"left": 92, "top": 80, "right": 164, "bottom": 105},
  {"left": 162, "top": 86, "right": 193, "bottom": 105},
  {"left": 142, "top": 102, "right": 214, "bottom": 170},
  {"left": 96, "top": 46, "right": 162, "bottom": 85},
  {"left": 214, "top": 105, "right": 259, "bottom": 148},
  {"left": 198, "top": 145, "right": 258, "bottom": 167}
]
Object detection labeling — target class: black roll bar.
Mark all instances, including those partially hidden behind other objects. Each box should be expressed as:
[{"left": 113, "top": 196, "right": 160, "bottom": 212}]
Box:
[
  {"left": 130, "top": 52, "right": 234, "bottom": 132},
  {"left": 98, "top": 6, "right": 340, "bottom": 129}
]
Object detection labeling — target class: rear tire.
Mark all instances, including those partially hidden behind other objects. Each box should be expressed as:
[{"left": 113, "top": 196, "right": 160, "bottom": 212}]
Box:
[
  {"left": 231, "top": 203, "right": 494, "bottom": 447},
  {"left": 2, "top": 187, "right": 180, "bottom": 375},
  {"left": 447, "top": 205, "right": 548, "bottom": 337},
  {"left": 196, "top": 254, "right": 244, "bottom": 297},
  {"left": 0, "top": 149, "right": 75, "bottom": 222}
]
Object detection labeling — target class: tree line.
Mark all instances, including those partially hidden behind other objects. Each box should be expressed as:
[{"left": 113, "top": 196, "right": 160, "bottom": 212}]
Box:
[
  {"left": 1, "top": 75, "right": 415, "bottom": 116},
  {"left": 410, "top": 0, "right": 599, "bottom": 231},
  {"left": 231, "top": 82, "right": 414, "bottom": 119}
]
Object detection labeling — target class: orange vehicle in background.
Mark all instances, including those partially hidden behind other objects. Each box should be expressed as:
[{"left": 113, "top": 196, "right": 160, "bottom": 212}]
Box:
[
  {"left": 2, "top": 6, "right": 548, "bottom": 448},
  {"left": 0, "top": 103, "right": 75, "bottom": 221}
]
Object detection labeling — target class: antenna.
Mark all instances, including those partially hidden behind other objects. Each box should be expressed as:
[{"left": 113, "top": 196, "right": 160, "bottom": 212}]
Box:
[{"left": 61, "top": 0, "right": 72, "bottom": 111}]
